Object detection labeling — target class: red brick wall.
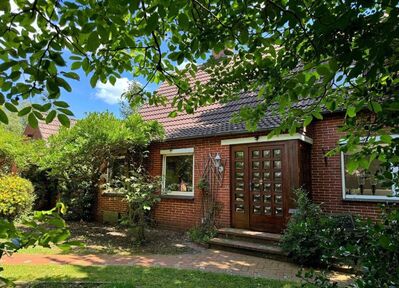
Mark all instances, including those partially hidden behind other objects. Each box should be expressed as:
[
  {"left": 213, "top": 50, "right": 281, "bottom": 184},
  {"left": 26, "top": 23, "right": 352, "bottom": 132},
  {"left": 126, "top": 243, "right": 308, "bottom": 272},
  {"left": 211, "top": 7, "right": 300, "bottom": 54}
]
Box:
[
  {"left": 148, "top": 137, "right": 231, "bottom": 230},
  {"left": 97, "top": 117, "right": 384, "bottom": 229},
  {"left": 309, "top": 114, "right": 380, "bottom": 219}
]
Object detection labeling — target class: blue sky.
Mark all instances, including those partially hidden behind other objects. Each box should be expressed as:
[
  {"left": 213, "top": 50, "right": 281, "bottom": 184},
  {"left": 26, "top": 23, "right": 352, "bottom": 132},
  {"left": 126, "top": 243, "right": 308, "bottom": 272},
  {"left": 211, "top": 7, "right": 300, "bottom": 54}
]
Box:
[{"left": 58, "top": 65, "right": 160, "bottom": 120}]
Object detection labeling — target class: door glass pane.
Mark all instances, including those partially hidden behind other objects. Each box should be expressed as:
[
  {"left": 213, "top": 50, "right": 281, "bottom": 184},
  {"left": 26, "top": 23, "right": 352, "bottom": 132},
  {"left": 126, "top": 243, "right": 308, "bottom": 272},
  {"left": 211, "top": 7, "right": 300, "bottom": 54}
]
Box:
[
  {"left": 276, "top": 207, "right": 283, "bottom": 216},
  {"left": 235, "top": 161, "right": 244, "bottom": 169},
  {"left": 235, "top": 151, "right": 244, "bottom": 159},
  {"left": 253, "top": 206, "right": 261, "bottom": 214},
  {"left": 264, "top": 206, "right": 272, "bottom": 215},
  {"left": 263, "top": 172, "right": 270, "bottom": 180},
  {"left": 264, "top": 183, "right": 271, "bottom": 191},
  {"left": 275, "top": 194, "right": 282, "bottom": 204},
  {"left": 252, "top": 183, "right": 260, "bottom": 192},
  {"left": 252, "top": 150, "right": 260, "bottom": 158},
  {"left": 252, "top": 161, "right": 260, "bottom": 169},
  {"left": 275, "top": 183, "right": 282, "bottom": 192},
  {"left": 235, "top": 182, "right": 244, "bottom": 190},
  {"left": 264, "top": 194, "right": 272, "bottom": 203},
  {"left": 252, "top": 172, "right": 260, "bottom": 180},
  {"left": 274, "top": 160, "right": 281, "bottom": 169},
  {"left": 253, "top": 194, "right": 261, "bottom": 202},
  {"left": 235, "top": 204, "right": 244, "bottom": 212},
  {"left": 263, "top": 150, "right": 271, "bottom": 158},
  {"left": 235, "top": 193, "right": 244, "bottom": 202},
  {"left": 274, "top": 149, "right": 281, "bottom": 158},
  {"left": 274, "top": 171, "right": 282, "bottom": 179},
  {"left": 263, "top": 161, "right": 270, "bottom": 169}
]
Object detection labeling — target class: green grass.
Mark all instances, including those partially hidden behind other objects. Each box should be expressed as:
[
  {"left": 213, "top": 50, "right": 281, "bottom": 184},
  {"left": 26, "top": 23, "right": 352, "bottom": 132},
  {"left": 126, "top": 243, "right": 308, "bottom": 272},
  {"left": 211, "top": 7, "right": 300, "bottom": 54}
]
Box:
[
  {"left": 2, "top": 265, "right": 296, "bottom": 288},
  {"left": 19, "top": 245, "right": 61, "bottom": 255}
]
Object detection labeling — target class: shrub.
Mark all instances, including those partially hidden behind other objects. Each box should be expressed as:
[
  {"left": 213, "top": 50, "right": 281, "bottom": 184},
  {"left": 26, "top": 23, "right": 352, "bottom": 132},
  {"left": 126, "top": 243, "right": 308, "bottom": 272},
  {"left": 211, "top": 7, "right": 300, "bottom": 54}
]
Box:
[
  {"left": 0, "top": 175, "right": 35, "bottom": 220},
  {"left": 344, "top": 207, "right": 399, "bottom": 287},
  {"left": 188, "top": 225, "right": 217, "bottom": 245},
  {"left": 0, "top": 127, "right": 46, "bottom": 175},
  {"left": 281, "top": 188, "right": 357, "bottom": 267},
  {"left": 41, "top": 112, "right": 164, "bottom": 221},
  {"left": 104, "top": 168, "right": 161, "bottom": 244}
]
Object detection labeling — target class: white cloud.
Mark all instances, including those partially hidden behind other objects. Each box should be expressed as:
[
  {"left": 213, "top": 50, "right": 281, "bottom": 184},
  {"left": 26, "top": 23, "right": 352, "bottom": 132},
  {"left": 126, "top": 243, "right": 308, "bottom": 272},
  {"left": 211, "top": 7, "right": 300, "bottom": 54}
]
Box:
[{"left": 94, "top": 78, "right": 131, "bottom": 105}]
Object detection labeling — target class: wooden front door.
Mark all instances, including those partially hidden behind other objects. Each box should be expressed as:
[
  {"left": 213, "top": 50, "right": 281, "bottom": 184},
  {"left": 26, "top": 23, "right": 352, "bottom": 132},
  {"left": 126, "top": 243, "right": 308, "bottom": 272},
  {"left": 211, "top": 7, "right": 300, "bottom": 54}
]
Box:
[{"left": 231, "top": 143, "right": 288, "bottom": 233}]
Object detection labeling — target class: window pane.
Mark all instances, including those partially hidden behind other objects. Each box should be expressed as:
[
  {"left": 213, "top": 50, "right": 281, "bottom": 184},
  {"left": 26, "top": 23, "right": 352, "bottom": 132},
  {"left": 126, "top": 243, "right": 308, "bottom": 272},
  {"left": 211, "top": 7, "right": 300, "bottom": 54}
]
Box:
[
  {"left": 165, "top": 155, "right": 193, "bottom": 192},
  {"left": 344, "top": 154, "right": 393, "bottom": 197}
]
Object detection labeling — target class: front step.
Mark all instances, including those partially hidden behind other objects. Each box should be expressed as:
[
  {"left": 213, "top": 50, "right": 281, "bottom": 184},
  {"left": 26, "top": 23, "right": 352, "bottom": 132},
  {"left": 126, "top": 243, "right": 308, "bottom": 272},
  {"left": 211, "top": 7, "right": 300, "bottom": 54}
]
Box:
[
  {"left": 208, "top": 228, "right": 287, "bottom": 260},
  {"left": 217, "top": 228, "right": 281, "bottom": 243},
  {"left": 209, "top": 237, "right": 286, "bottom": 256}
]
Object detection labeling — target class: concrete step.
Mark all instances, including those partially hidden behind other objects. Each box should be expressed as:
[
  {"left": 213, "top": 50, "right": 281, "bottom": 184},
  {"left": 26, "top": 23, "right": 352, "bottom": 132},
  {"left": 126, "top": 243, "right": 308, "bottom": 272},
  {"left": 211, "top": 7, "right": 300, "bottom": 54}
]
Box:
[
  {"left": 217, "top": 228, "right": 282, "bottom": 243},
  {"left": 208, "top": 237, "right": 287, "bottom": 257}
]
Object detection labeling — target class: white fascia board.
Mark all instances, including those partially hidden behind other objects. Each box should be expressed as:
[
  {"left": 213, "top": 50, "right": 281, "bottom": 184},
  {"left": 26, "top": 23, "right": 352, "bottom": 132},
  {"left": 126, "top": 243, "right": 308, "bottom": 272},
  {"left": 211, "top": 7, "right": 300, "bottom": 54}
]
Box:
[
  {"left": 220, "top": 133, "right": 313, "bottom": 146},
  {"left": 160, "top": 147, "right": 194, "bottom": 155}
]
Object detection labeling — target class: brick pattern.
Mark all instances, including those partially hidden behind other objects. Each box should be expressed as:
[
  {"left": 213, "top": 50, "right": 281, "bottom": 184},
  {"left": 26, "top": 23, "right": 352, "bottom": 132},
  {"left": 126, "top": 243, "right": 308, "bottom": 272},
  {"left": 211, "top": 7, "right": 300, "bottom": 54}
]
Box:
[
  {"left": 97, "top": 117, "right": 383, "bottom": 229},
  {"left": 309, "top": 114, "right": 381, "bottom": 219},
  {"left": 148, "top": 137, "right": 231, "bottom": 230}
]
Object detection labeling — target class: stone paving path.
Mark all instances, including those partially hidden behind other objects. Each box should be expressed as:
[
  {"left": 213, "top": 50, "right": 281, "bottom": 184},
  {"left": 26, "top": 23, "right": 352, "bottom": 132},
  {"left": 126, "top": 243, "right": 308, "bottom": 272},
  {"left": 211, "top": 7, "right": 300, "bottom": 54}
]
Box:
[{"left": 1, "top": 248, "right": 352, "bottom": 283}]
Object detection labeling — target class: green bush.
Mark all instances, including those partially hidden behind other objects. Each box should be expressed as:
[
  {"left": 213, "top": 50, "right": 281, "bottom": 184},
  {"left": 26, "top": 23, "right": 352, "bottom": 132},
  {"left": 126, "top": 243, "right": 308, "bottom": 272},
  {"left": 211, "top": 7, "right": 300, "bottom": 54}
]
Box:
[
  {"left": 188, "top": 225, "right": 217, "bottom": 245},
  {"left": 0, "top": 175, "right": 35, "bottom": 220},
  {"left": 41, "top": 112, "right": 164, "bottom": 221},
  {"left": 104, "top": 168, "right": 161, "bottom": 244},
  {"left": 281, "top": 189, "right": 357, "bottom": 267}
]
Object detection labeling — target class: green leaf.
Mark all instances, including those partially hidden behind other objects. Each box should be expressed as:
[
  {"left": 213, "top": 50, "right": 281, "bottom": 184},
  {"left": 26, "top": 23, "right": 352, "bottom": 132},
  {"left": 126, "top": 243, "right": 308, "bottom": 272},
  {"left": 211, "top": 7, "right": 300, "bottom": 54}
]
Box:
[
  {"left": 57, "top": 114, "right": 70, "bottom": 127},
  {"left": 0, "top": 109, "right": 8, "bottom": 124},
  {"left": 5, "top": 102, "right": 18, "bottom": 112},
  {"left": 303, "top": 115, "right": 313, "bottom": 126},
  {"left": 18, "top": 106, "right": 32, "bottom": 116},
  {"left": 90, "top": 74, "right": 99, "bottom": 88},
  {"left": 47, "top": 79, "right": 60, "bottom": 94},
  {"left": 316, "top": 65, "right": 331, "bottom": 77},
  {"left": 63, "top": 72, "right": 80, "bottom": 81},
  {"left": 50, "top": 53, "right": 66, "bottom": 67},
  {"left": 71, "top": 62, "right": 81, "bottom": 70},
  {"left": 53, "top": 101, "right": 70, "bottom": 108},
  {"left": 86, "top": 32, "right": 100, "bottom": 52},
  {"left": 347, "top": 106, "right": 356, "bottom": 118},
  {"left": 57, "top": 108, "right": 74, "bottom": 116},
  {"left": 145, "top": 13, "right": 158, "bottom": 33},
  {"left": 346, "top": 158, "right": 359, "bottom": 173},
  {"left": 370, "top": 101, "right": 382, "bottom": 113},
  {"left": 380, "top": 135, "right": 392, "bottom": 144},
  {"left": 28, "top": 113, "right": 38, "bottom": 128},
  {"left": 56, "top": 77, "right": 72, "bottom": 92},
  {"left": 312, "top": 111, "right": 323, "bottom": 120},
  {"left": 46, "top": 110, "right": 57, "bottom": 123}
]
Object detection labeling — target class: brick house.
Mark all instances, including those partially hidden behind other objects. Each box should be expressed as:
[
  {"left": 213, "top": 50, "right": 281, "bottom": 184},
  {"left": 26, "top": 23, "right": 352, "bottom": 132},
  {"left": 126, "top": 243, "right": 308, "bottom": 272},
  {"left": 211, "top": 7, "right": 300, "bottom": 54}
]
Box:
[{"left": 97, "top": 70, "right": 394, "bottom": 232}]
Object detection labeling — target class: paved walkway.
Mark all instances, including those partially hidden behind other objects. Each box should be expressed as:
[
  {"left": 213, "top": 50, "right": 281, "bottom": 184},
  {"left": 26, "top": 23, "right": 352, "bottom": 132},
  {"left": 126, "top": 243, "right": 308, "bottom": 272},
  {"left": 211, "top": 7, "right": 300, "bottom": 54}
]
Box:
[{"left": 1, "top": 248, "right": 352, "bottom": 283}]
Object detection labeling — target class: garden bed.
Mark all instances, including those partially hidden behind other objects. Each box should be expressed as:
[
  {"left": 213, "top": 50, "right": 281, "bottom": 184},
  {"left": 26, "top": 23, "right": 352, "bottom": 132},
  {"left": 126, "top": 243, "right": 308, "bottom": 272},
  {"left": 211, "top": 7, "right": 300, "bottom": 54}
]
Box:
[{"left": 21, "top": 221, "right": 198, "bottom": 256}]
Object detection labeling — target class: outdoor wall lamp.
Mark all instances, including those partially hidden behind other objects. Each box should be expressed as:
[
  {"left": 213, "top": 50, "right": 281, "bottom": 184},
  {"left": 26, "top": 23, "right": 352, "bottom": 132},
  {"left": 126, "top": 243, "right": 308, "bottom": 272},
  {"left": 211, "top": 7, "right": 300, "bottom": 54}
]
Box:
[{"left": 214, "top": 153, "right": 224, "bottom": 173}]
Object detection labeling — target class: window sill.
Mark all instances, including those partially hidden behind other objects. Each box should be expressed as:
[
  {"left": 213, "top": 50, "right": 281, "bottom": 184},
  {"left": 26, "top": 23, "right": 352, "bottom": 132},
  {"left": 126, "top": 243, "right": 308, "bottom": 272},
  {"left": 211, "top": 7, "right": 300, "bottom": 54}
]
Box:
[
  {"left": 343, "top": 196, "right": 399, "bottom": 203},
  {"left": 161, "top": 194, "right": 194, "bottom": 200},
  {"left": 101, "top": 191, "right": 125, "bottom": 197}
]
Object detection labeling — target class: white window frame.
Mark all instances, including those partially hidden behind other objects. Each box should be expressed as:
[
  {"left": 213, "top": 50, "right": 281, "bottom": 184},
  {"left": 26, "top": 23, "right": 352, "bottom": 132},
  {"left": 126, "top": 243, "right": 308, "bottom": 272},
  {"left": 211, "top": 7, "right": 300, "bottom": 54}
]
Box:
[
  {"left": 161, "top": 148, "right": 195, "bottom": 197},
  {"left": 340, "top": 136, "right": 399, "bottom": 202}
]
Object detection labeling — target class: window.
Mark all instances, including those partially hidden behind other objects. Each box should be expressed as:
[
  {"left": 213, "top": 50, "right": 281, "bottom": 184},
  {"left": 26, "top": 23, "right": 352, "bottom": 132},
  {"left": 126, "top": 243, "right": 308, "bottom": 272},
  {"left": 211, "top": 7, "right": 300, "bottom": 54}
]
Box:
[
  {"left": 106, "top": 156, "right": 128, "bottom": 184},
  {"left": 341, "top": 152, "right": 398, "bottom": 201},
  {"left": 161, "top": 148, "right": 194, "bottom": 197}
]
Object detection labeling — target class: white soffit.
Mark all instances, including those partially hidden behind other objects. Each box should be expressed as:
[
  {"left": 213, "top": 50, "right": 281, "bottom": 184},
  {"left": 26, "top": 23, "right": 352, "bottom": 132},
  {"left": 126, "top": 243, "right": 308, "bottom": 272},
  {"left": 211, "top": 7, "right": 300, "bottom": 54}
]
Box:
[
  {"left": 160, "top": 147, "right": 194, "bottom": 155},
  {"left": 220, "top": 133, "right": 313, "bottom": 146}
]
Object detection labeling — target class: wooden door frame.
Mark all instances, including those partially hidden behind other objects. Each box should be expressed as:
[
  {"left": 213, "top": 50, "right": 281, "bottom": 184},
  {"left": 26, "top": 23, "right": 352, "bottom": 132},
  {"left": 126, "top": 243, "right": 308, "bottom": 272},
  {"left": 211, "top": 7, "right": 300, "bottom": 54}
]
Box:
[{"left": 230, "top": 141, "right": 293, "bottom": 232}]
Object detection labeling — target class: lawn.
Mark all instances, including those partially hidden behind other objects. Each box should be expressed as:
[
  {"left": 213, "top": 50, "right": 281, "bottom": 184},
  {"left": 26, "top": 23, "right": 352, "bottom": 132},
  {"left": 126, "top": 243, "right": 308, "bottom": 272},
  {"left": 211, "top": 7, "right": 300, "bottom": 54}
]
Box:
[{"left": 2, "top": 265, "right": 295, "bottom": 288}]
